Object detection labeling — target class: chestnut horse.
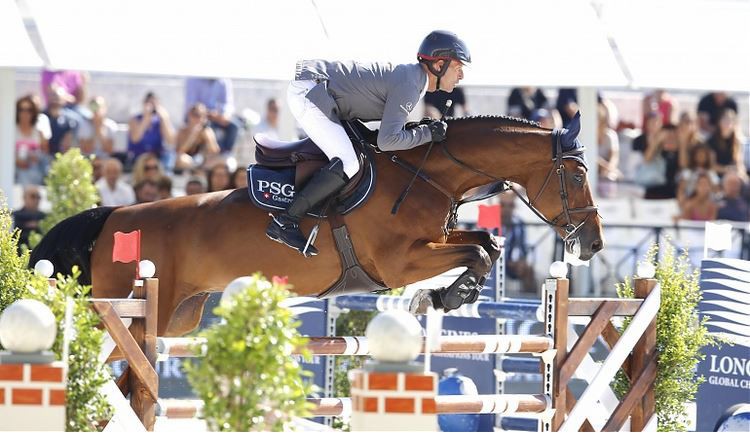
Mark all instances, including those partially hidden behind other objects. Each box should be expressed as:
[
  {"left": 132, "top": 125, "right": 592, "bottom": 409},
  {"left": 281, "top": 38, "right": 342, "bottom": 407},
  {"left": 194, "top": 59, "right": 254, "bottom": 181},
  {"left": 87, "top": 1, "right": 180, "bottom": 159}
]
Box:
[{"left": 31, "top": 113, "right": 603, "bottom": 337}]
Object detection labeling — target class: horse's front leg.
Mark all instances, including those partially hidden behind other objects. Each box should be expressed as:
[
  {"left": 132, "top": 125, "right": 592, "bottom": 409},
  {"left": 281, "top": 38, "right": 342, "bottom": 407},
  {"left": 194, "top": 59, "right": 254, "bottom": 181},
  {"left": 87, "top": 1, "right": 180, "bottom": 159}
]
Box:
[
  {"left": 391, "top": 241, "right": 492, "bottom": 313},
  {"left": 446, "top": 230, "right": 503, "bottom": 270},
  {"left": 445, "top": 230, "right": 502, "bottom": 297}
]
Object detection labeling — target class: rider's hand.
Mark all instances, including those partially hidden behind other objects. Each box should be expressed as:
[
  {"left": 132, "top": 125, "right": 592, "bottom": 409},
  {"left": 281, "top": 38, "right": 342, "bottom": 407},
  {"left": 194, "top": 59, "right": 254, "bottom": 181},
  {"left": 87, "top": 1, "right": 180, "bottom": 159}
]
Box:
[{"left": 428, "top": 120, "right": 448, "bottom": 142}]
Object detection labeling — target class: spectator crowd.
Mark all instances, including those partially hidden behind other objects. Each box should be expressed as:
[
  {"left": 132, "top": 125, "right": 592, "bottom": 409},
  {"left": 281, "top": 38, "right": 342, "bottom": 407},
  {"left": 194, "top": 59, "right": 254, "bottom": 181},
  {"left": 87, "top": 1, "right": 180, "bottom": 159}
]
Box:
[{"left": 11, "top": 70, "right": 750, "bottom": 256}]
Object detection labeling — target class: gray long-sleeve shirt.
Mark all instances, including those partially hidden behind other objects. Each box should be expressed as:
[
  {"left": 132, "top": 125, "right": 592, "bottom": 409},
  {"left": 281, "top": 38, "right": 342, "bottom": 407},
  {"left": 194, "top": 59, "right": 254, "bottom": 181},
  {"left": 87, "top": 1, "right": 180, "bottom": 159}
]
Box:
[{"left": 294, "top": 60, "right": 432, "bottom": 151}]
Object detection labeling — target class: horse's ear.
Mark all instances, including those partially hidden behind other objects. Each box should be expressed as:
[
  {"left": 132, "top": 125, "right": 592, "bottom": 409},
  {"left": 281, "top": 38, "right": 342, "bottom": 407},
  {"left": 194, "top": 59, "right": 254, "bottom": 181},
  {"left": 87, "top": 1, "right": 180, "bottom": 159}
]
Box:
[{"left": 563, "top": 111, "right": 582, "bottom": 140}]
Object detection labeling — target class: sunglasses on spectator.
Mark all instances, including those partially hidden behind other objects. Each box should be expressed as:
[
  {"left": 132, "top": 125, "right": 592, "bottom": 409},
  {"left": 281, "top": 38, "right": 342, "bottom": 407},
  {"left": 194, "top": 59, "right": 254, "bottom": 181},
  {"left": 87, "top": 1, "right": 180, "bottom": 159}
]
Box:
[
  {"left": 28, "top": 194, "right": 41, "bottom": 199},
  {"left": 18, "top": 106, "right": 33, "bottom": 112},
  {"left": 145, "top": 165, "right": 160, "bottom": 171}
]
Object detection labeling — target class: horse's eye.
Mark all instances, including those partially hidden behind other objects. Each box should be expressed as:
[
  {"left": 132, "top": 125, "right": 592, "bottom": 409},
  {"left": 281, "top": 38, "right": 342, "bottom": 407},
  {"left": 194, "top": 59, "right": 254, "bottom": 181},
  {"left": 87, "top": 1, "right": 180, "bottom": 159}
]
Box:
[{"left": 573, "top": 174, "right": 584, "bottom": 185}]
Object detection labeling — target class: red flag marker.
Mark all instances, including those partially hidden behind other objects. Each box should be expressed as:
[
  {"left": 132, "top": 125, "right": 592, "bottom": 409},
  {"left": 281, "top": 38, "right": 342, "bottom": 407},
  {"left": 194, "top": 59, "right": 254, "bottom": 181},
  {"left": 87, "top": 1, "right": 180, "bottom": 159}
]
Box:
[
  {"left": 477, "top": 204, "right": 501, "bottom": 232},
  {"left": 112, "top": 230, "right": 141, "bottom": 278}
]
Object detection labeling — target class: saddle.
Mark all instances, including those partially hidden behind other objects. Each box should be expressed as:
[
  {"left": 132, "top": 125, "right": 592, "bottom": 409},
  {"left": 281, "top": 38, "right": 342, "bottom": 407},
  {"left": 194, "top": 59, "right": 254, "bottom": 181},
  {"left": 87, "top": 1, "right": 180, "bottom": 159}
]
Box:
[
  {"left": 248, "top": 120, "right": 377, "bottom": 218},
  {"left": 247, "top": 120, "right": 388, "bottom": 297}
]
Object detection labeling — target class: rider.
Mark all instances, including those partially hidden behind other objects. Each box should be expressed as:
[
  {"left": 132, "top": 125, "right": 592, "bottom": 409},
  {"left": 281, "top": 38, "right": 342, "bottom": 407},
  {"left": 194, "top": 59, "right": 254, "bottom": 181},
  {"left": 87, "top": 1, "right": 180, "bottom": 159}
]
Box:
[{"left": 267, "top": 30, "right": 471, "bottom": 256}]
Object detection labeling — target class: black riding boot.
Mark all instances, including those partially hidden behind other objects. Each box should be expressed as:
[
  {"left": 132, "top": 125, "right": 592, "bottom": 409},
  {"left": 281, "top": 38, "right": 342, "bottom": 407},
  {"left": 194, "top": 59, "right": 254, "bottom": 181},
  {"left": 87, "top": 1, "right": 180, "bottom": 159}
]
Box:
[{"left": 266, "top": 158, "right": 348, "bottom": 256}]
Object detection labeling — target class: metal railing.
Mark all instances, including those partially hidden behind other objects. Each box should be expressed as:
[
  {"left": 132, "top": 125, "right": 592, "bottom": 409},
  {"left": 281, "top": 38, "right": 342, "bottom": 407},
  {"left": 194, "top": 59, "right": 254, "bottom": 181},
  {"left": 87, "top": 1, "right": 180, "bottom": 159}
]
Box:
[{"left": 460, "top": 220, "right": 750, "bottom": 296}]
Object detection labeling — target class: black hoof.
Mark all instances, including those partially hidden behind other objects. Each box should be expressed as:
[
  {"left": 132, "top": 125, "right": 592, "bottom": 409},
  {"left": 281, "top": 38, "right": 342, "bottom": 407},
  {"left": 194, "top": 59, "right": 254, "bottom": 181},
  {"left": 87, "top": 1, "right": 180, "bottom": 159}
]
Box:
[{"left": 439, "top": 273, "right": 482, "bottom": 312}]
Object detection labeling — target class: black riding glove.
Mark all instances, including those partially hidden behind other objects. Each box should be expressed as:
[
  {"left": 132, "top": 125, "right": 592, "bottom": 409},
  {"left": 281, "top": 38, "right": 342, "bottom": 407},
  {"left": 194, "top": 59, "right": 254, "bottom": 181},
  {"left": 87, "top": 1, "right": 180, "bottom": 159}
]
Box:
[
  {"left": 405, "top": 117, "right": 434, "bottom": 130},
  {"left": 428, "top": 120, "right": 448, "bottom": 142}
]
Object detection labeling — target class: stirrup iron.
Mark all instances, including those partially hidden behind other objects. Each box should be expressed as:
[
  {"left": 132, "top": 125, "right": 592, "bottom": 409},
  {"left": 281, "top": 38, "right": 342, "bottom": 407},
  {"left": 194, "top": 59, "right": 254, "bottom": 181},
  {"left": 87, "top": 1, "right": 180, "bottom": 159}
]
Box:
[{"left": 303, "top": 224, "right": 320, "bottom": 258}]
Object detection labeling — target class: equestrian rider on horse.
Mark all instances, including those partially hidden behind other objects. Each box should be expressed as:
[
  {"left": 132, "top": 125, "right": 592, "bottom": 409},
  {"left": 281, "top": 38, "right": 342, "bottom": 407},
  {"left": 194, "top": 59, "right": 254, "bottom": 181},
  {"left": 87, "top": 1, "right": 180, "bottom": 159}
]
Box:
[{"left": 267, "top": 30, "right": 472, "bottom": 256}]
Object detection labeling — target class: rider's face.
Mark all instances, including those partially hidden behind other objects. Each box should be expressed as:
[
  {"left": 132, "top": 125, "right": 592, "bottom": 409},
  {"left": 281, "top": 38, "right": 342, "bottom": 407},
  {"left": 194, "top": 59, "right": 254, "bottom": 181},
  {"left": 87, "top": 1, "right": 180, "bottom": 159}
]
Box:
[{"left": 439, "top": 60, "right": 464, "bottom": 92}]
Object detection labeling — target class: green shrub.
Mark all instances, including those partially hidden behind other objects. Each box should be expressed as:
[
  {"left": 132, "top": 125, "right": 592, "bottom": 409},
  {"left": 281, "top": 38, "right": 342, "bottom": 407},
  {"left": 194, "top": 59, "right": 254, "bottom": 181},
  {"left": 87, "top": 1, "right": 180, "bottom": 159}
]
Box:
[
  {"left": 614, "top": 243, "right": 719, "bottom": 431},
  {"left": 29, "top": 148, "right": 99, "bottom": 248},
  {"left": 0, "top": 195, "right": 33, "bottom": 314},
  {"left": 1, "top": 194, "right": 111, "bottom": 431},
  {"left": 25, "top": 268, "right": 113, "bottom": 431},
  {"left": 185, "top": 274, "right": 315, "bottom": 431}
]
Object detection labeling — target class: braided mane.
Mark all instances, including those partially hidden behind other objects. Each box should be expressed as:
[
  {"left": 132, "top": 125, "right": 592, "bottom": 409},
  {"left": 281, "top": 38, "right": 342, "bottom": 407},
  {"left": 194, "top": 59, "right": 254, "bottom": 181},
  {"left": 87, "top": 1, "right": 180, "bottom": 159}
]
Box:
[{"left": 448, "top": 114, "right": 544, "bottom": 129}]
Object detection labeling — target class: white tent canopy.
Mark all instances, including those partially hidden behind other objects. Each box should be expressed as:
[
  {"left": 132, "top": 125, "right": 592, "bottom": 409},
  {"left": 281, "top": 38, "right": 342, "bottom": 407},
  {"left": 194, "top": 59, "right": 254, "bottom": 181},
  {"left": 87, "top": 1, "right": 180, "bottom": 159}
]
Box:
[
  {"left": 26, "top": 0, "right": 335, "bottom": 79},
  {"left": 23, "top": 0, "right": 749, "bottom": 89},
  {"left": 601, "top": 0, "right": 750, "bottom": 92},
  {"left": 26, "top": 0, "right": 628, "bottom": 87},
  {"left": 0, "top": 0, "right": 42, "bottom": 68},
  {"left": 315, "top": 0, "right": 628, "bottom": 87}
]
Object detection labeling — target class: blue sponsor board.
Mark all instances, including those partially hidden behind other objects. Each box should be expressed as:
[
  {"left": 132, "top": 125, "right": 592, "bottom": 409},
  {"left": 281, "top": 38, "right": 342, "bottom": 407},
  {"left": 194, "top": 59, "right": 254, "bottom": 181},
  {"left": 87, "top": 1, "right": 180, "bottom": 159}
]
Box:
[
  {"left": 696, "top": 259, "right": 750, "bottom": 431},
  {"left": 295, "top": 300, "right": 329, "bottom": 395}
]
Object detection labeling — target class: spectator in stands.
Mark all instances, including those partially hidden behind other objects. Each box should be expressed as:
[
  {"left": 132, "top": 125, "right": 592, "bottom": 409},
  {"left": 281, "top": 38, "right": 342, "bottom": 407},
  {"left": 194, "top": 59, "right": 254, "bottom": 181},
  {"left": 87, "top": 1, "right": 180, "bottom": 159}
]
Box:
[
  {"left": 41, "top": 69, "right": 90, "bottom": 146},
  {"left": 175, "top": 102, "right": 221, "bottom": 172},
  {"left": 676, "top": 111, "right": 703, "bottom": 167},
  {"left": 698, "top": 92, "right": 738, "bottom": 138},
  {"left": 717, "top": 171, "right": 750, "bottom": 221},
  {"left": 597, "top": 103, "right": 620, "bottom": 196},
  {"left": 642, "top": 89, "right": 677, "bottom": 127},
  {"left": 127, "top": 92, "right": 176, "bottom": 167},
  {"left": 134, "top": 179, "right": 159, "bottom": 203},
  {"left": 507, "top": 87, "right": 548, "bottom": 120},
  {"left": 185, "top": 176, "right": 207, "bottom": 195},
  {"left": 631, "top": 110, "right": 663, "bottom": 182},
  {"left": 678, "top": 170, "right": 718, "bottom": 221},
  {"left": 131, "top": 153, "right": 165, "bottom": 186},
  {"left": 706, "top": 108, "right": 746, "bottom": 178},
  {"left": 424, "top": 87, "right": 468, "bottom": 118},
  {"left": 40, "top": 69, "right": 86, "bottom": 108},
  {"left": 233, "top": 167, "right": 248, "bottom": 189},
  {"left": 677, "top": 144, "right": 719, "bottom": 205},
  {"left": 206, "top": 163, "right": 233, "bottom": 192},
  {"left": 637, "top": 109, "right": 664, "bottom": 141},
  {"left": 500, "top": 190, "right": 537, "bottom": 294},
  {"left": 96, "top": 158, "right": 135, "bottom": 206},
  {"left": 15, "top": 95, "right": 49, "bottom": 186},
  {"left": 156, "top": 175, "right": 173, "bottom": 200},
  {"left": 185, "top": 77, "right": 239, "bottom": 152},
  {"left": 29, "top": 94, "right": 52, "bottom": 144},
  {"left": 12, "top": 185, "right": 46, "bottom": 251},
  {"left": 45, "top": 90, "right": 76, "bottom": 156},
  {"left": 79, "top": 96, "right": 117, "bottom": 158},
  {"left": 254, "top": 99, "right": 281, "bottom": 139},
  {"left": 635, "top": 120, "right": 681, "bottom": 199},
  {"left": 91, "top": 156, "right": 104, "bottom": 183}
]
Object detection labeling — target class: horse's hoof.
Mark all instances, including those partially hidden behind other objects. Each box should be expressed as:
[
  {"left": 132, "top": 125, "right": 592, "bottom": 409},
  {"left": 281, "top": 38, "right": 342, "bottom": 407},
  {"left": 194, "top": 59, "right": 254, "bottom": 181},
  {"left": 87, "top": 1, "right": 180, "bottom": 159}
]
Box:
[
  {"left": 408, "top": 289, "right": 434, "bottom": 315},
  {"left": 465, "top": 288, "right": 481, "bottom": 304}
]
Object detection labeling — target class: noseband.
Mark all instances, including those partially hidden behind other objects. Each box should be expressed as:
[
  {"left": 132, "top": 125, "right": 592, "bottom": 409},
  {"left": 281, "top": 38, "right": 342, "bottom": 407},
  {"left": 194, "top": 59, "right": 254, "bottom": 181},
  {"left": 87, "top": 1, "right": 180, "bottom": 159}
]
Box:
[{"left": 441, "top": 130, "right": 599, "bottom": 241}]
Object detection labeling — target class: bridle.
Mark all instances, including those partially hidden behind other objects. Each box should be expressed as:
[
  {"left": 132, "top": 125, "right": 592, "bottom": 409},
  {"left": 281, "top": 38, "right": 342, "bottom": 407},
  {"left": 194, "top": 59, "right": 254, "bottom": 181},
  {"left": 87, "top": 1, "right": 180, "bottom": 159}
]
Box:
[{"left": 440, "top": 130, "right": 599, "bottom": 241}]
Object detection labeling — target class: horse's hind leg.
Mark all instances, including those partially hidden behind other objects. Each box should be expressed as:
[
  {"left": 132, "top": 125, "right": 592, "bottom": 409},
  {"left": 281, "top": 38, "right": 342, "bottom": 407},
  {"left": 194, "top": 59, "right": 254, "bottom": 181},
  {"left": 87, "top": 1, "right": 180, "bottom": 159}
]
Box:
[{"left": 164, "top": 293, "right": 211, "bottom": 337}]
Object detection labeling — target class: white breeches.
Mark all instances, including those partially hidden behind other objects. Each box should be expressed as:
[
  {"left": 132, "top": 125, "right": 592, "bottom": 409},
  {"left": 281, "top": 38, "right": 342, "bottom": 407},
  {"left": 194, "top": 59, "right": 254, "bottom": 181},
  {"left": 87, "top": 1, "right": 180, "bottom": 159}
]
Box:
[{"left": 286, "top": 80, "right": 360, "bottom": 178}]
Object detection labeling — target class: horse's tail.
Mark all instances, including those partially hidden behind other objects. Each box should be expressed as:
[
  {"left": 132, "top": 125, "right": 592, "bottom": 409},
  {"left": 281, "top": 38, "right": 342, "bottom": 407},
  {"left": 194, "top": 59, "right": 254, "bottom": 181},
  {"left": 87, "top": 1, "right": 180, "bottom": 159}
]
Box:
[{"left": 29, "top": 207, "right": 117, "bottom": 285}]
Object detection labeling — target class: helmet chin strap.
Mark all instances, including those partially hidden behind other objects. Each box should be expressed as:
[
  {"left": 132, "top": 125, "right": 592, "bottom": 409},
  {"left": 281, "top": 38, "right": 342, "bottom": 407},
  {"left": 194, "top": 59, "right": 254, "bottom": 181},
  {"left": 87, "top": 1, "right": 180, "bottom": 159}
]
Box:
[{"left": 425, "top": 59, "right": 450, "bottom": 91}]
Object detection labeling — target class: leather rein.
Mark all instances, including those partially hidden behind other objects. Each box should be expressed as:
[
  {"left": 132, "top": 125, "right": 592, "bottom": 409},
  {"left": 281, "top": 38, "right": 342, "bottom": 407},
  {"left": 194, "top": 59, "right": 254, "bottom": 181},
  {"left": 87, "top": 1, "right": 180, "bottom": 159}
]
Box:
[{"left": 390, "top": 130, "right": 599, "bottom": 241}]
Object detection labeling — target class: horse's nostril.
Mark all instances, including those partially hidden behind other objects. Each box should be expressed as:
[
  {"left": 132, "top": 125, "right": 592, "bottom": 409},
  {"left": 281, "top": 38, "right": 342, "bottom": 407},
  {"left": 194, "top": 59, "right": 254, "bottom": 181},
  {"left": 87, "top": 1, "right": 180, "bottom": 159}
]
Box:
[{"left": 591, "top": 239, "right": 604, "bottom": 253}]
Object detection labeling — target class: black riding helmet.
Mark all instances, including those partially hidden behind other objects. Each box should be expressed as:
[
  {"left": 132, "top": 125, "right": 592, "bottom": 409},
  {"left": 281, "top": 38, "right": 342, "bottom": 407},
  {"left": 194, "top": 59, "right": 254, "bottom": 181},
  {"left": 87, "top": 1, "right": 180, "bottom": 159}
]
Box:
[
  {"left": 417, "top": 30, "right": 471, "bottom": 89},
  {"left": 418, "top": 30, "right": 471, "bottom": 63}
]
